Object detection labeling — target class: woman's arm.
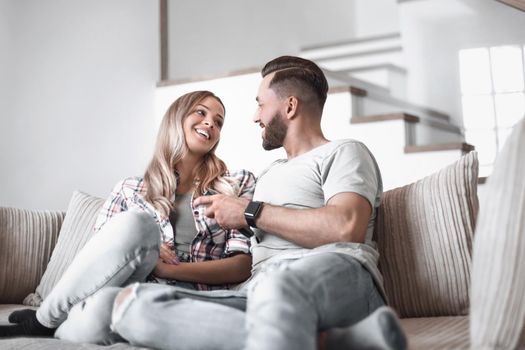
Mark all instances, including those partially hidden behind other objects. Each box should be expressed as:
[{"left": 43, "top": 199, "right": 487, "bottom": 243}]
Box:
[{"left": 153, "top": 253, "right": 252, "bottom": 285}]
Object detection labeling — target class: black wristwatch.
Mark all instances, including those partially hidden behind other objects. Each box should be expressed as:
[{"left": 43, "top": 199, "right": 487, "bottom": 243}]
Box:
[{"left": 244, "top": 201, "right": 263, "bottom": 228}]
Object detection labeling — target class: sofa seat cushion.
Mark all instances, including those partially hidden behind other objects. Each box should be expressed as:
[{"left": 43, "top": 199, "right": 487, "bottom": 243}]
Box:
[
  {"left": 0, "top": 337, "right": 150, "bottom": 350},
  {"left": 401, "top": 316, "right": 469, "bottom": 350},
  {"left": 0, "top": 306, "right": 148, "bottom": 349},
  {"left": 0, "top": 304, "right": 38, "bottom": 325}
]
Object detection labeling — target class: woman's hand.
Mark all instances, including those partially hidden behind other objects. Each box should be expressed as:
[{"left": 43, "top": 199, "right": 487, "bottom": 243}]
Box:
[
  {"left": 159, "top": 242, "right": 180, "bottom": 265},
  {"left": 152, "top": 254, "right": 251, "bottom": 284},
  {"left": 153, "top": 259, "right": 175, "bottom": 279}
]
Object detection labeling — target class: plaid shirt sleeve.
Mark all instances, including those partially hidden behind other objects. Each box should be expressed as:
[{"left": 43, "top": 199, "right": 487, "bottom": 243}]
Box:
[
  {"left": 93, "top": 178, "right": 142, "bottom": 233},
  {"left": 223, "top": 169, "right": 257, "bottom": 256}
]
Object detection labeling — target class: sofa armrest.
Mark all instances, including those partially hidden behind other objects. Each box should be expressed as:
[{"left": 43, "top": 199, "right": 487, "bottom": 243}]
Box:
[{"left": 0, "top": 207, "right": 65, "bottom": 303}]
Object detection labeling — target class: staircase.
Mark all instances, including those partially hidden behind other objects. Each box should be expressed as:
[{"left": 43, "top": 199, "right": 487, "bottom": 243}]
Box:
[
  {"left": 322, "top": 85, "right": 470, "bottom": 189},
  {"left": 301, "top": 33, "right": 407, "bottom": 99}
]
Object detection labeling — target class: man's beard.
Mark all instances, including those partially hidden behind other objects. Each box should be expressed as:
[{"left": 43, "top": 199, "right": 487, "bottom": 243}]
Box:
[{"left": 262, "top": 112, "right": 288, "bottom": 151}]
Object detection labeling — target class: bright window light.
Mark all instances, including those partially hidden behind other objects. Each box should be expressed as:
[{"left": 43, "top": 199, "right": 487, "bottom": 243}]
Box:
[
  {"left": 461, "top": 95, "right": 495, "bottom": 130},
  {"left": 479, "top": 164, "right": 494, "bottom": 178},
  {"left": 464, "top": 130, "right": 497, "bottom": 165},
  {"left": 490, "top": 46, "right": 524, "bottom": 93},
  {"left": 494, "top": 92, "right": 525, "bottom": 128},
  {"left": 459, "top": 48, "right": 492, "bottom": 94},
  {"left": 459, "top": 44, "right": 525, "bottom": 178},
  {"left": 497, "top": 127, "right": 514, "bottom": 151}
]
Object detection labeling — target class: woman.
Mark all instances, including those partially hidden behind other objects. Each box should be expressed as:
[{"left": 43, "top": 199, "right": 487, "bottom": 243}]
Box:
[{"left": 0, "top": 91, "right": 255, "bottom": 340}]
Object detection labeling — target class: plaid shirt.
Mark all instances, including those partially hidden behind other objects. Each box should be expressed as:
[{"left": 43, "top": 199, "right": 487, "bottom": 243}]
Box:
[{"left": 93, "top": 169, "right": 256, "bottom": 290}]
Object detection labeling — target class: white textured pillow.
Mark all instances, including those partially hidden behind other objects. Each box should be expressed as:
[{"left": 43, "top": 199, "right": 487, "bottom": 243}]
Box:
[
  {"left": 374, "top": 151, "right": 479, "bottom": 318},
  {"left": 23, "top": 191, "right": 104, "bottom": 306},
  {"left": 470, "top": 118, "right": 525, "bottom": 349}
]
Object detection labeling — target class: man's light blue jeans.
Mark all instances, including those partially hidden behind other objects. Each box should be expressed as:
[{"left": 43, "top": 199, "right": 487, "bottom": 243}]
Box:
[{"left": 60, "top": 251, "right": 385, "bottom": 350}]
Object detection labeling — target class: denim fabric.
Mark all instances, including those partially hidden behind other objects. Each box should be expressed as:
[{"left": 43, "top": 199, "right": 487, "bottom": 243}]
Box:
[
  {"left": 109, "top": 252, "right": 383, "bottom": 350},
  {"left": 38, "top": 209, "right": 160, "bottom": 331},
  {"left": 245, "top": 253, "right": 384, "bottom": 350},
  {"left": 55, "top": 287, "right": 124, "bottom": 344},
  {"left": 111, "top": 283, "right": 248, "bottom": 350}
]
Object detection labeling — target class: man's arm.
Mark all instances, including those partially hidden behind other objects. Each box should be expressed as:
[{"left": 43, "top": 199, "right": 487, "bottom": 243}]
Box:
[{"left": 194, "top": 192, "right": 372, "bottom": 249}]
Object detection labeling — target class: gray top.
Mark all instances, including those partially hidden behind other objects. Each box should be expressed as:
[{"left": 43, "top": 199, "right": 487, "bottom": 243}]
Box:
[
  {"left": 250, "top": 139, "right": 385, "bottom": 294},
  {"left": 171, "top": 193, "right": 197, "bottom": 256}
]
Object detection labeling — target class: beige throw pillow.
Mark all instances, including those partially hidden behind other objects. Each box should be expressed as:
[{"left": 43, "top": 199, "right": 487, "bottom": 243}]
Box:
[
  {"left": 374, "top": 151, "right": 479, "bottom": 318},
  {"left": 470, "top": 118, "right": 525, "bottom": 349},
  {"left": 23, "top": 191, "right": 104, "bottom": 306}
]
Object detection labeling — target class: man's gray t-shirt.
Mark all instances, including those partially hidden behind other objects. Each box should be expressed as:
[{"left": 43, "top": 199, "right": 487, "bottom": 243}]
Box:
[{"left": 251, "top": 139, "right": 385, "bottom": 292}]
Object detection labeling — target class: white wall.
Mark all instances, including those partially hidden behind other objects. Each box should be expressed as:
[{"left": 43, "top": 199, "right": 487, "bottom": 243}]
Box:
[
  {"left": 399, "top": 0, "right": 525, "bottom": 127},
  {"left": 0, "top": 1, "right": 11, "bottom": 140},
  {"left": 353, "top": 0, "right": 400, "bottom": 37},
  {"left": 167, "top": 0, "right": 356, "bottom": 80},
  {"left": 0, "top": 0, "right": 159, "bottom": 210}
]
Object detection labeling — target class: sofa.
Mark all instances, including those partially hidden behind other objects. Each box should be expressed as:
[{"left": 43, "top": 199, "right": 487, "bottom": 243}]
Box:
[{"left": 1, "top": 119, "right": 524, "bottom": 350}]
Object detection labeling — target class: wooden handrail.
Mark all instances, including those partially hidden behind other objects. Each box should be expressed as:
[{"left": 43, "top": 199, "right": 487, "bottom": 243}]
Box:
[
  {"left": 496, "top": 0, "right": 525, "bottom": 12},
  {"left": 159, "top": 0, "right": 168, "bottom": 81}
]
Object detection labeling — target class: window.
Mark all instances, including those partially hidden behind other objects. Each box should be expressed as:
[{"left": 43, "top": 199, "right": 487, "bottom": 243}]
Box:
[{"left": 459, "top": 45, "right": 525, "bottom": 177}]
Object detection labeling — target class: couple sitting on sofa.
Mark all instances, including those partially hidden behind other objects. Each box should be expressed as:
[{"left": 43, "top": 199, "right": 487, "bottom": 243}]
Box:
[{"left": 0, "top": 56, "right": 407, "bottom": 350}]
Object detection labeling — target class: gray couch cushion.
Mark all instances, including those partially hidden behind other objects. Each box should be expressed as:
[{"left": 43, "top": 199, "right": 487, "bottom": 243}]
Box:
[{"left": 400, "top": 316, "right": 469, "bottom": 350}]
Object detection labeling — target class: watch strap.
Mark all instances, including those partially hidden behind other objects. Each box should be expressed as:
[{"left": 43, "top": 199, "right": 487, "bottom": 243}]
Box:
[{"left": 244, "top": 201, "right": 263, "bottom": 228}]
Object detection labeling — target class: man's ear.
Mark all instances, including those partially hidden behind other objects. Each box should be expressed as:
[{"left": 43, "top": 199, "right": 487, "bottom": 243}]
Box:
[{"left": 285, "top": 96, "right": 299, "bottom": 120}]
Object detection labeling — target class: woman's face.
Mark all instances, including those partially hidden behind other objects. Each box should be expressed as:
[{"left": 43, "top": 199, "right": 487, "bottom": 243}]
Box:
[{"left": 183, "top": 96, "right": 225, "bottom": 157}]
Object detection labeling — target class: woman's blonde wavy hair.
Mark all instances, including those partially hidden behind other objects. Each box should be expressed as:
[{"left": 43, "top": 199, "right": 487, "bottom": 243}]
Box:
[{"left": 143, "top": 91, "right": 239, "bottom": 218}]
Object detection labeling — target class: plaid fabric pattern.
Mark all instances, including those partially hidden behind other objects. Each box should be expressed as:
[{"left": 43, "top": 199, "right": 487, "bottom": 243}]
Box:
[{"left": 93, "top": 169, "right": 256, "bottom": 290}]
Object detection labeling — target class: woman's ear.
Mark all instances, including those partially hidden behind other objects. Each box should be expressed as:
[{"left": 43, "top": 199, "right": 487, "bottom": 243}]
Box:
[{"left": 285, "top": 96, "right": 299, "bottom": 119}]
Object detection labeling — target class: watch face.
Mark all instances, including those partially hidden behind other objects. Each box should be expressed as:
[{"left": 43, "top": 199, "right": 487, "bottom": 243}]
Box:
[
  {"left": 246, "top": 201, "right": 261, "bottom": 217},
  {"left": 245, "top": 201, "right": 262, "bottom": 228}
]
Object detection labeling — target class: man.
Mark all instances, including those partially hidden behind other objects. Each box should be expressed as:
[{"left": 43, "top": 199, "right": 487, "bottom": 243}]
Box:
[{"left": 107, "top": 56, "right": 406, "bottom": 350}]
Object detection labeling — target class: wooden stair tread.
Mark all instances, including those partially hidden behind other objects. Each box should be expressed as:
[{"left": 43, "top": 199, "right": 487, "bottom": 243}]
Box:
[
  {"left": 328, "top": 85, "right": 368, "bottom": 96},
  {"left": 315, "top": 46, "right": 403, "bottom": 63},
  {"left": 351, "top": 113, "right": 420, "bottom": 124},
  {"left": 301, "top": 32, "right": 401, "bottom": 52},
  {"left": 404, "top": 143, "right": 474, "bottom": 154},
  {"left": 339, "top": 63, "right": 407, "bottom": 74}
]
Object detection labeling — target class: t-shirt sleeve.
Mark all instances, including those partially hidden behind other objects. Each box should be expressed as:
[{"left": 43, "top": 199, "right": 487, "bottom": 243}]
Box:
[{"left": 321, "top": 142, "right": 381, "bottom": 209}]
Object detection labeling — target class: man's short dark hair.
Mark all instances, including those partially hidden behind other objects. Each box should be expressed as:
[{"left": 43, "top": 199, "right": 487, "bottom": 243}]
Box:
[{"left": 261, "top": 56, "right": 329, "bottom": 112}]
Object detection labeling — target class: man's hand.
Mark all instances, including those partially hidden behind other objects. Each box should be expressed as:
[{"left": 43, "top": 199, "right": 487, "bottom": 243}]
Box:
[{"left": 194, "top": 194, "right": 250, "bottom": 230}]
